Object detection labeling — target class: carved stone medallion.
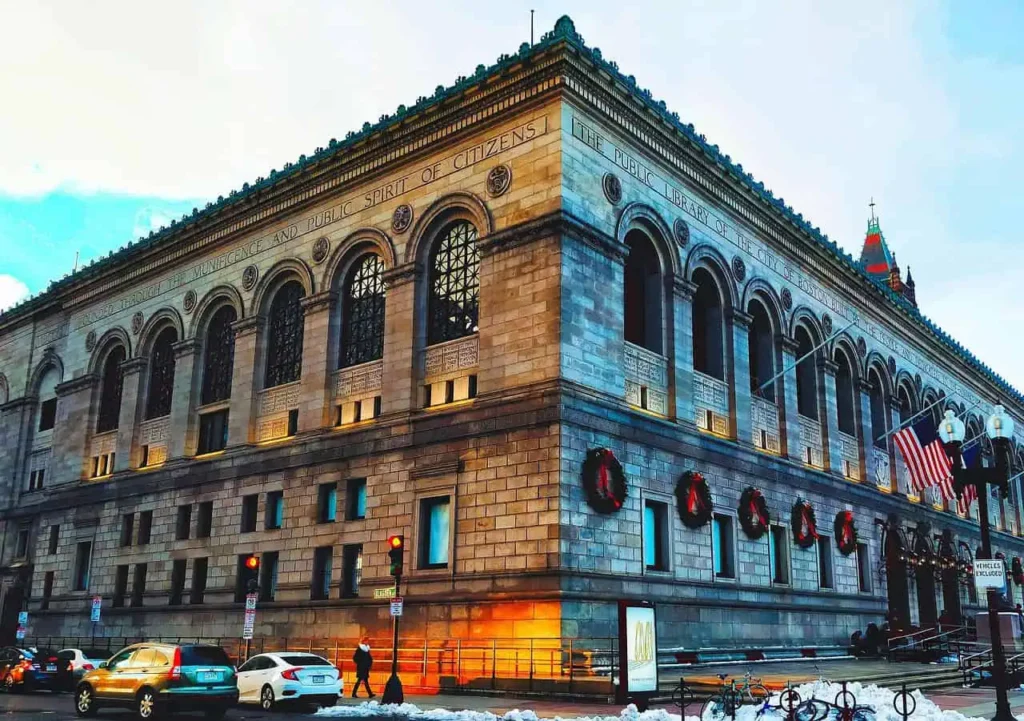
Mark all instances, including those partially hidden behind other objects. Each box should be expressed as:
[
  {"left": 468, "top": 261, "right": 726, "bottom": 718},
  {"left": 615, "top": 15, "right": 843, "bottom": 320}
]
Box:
[
  {"left": 391, "top": 204, "right": 413, "bottom": 234},
  {"left": 131, "top": 312, "right": 144, "bottom": 335},
  {"left": 85, "top": 330, "right": 97, "bottom": 353},
  {"left": 674, "top": 218, "right": 690, "bottom": 248},
  {"left": 486, "top": 164, "right": 512, "bottom": 197},
  {"left": 602, "top": 173, "right": 622, "bottom": 204},
  {"left": 731, "top": 256, "right": 747, "bottom": 282},
  {"left": 781, "top": 288, "right": 793, "bottom": 311},
  {"left": 183, "top": 290, "right": 197, "bottom": 314},
  {"left": 822, "top": 313, "right": 833, "bottom": 336},
  {"left": 312, "top": 236, "right": 330, "bottom": 264},
  {"left": 242, "top": 265, "right": 259, "bottom": 291}
]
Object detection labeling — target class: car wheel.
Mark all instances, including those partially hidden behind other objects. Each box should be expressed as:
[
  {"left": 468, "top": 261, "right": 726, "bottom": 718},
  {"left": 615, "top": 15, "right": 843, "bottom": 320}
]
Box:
[
  {"left": 260, "top": 685, "right": 275, "bottom": 712},
  {"left": 75, "top": 684, "right": 98, "bottom": 717},
  {"left": 137, "top": 688, "right": 159, "bottom": 720}
]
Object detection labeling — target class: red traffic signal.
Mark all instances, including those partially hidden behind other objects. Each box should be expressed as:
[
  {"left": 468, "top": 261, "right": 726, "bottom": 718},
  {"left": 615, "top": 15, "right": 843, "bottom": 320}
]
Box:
[
  {"left": 244, "top": 555, "right": 260, "bottom": 571},
  {"left": 387, "top": 535, "right": 405, "bottom": 577},
  {"left": 388, "top": 535, "right": 404, "bottom": 550}
]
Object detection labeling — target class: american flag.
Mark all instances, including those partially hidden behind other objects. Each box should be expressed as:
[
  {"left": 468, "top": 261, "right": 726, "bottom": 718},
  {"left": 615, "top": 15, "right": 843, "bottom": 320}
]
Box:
[{"left": 893, "top": 417, "right": 953, "bottom": 495}]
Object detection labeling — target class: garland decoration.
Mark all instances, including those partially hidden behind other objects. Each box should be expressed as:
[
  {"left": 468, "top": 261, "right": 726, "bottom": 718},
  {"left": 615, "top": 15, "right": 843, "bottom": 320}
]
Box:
[
  {"left": 676, "top": 471, "right": 714, "bottom": 529},
  {"left": 833, "top": 510, "right": 857, "bottom": 556},
  {"left": 1012, "top": 557, "right": 1024, "bottom": 587},
  {"left": 791, "top": 499, "right": 819, "bottom": 549},
  {"left": 738, "top": 487, "right": 770, "bottom": 540},
  {"left": 581, "top": 448, "right": 627, "bottom": 514}
]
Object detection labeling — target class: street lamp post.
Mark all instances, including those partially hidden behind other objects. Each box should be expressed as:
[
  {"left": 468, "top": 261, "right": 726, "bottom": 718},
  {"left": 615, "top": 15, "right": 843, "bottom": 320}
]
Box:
[{"left": 939, "top": 406, "right": 1016, "bottom": 721}]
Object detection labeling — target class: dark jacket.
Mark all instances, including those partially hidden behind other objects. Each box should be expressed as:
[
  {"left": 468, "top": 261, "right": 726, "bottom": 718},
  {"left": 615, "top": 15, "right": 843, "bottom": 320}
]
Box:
[{"left": 353, "top": 644, "right": 373, "bottom": 677}]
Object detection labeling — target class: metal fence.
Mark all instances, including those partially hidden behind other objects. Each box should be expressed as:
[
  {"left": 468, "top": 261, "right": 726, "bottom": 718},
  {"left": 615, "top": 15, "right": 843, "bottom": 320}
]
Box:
[{"left": 24, "top": 635, "right": 619, "bottom": 696}]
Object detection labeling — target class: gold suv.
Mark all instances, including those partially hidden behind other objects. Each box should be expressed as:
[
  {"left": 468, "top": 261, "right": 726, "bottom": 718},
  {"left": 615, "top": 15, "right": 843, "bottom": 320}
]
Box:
[{"left": 75, "top": 643, "right": 238, "bottom": 720}]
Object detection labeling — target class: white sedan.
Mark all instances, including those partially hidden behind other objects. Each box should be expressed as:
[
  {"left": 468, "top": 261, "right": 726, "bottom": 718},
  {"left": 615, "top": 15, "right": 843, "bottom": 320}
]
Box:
[{"left": 236, "top": 652, "right": 342, "bottom": 710}]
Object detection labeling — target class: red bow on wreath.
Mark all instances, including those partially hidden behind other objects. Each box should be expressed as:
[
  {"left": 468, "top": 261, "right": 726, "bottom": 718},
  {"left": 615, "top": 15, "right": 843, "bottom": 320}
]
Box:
[{"left": 792, "top": 500, "right": 819, "bottom": 548}]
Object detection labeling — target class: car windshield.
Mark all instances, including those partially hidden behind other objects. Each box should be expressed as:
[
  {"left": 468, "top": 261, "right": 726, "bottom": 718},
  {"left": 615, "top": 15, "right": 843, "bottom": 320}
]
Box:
[
  {"left": 180, "top": 646, "right": 232, "bottom": 667},
  {"left": 279, "top": 655, "right": 331, "bottom": 667}
]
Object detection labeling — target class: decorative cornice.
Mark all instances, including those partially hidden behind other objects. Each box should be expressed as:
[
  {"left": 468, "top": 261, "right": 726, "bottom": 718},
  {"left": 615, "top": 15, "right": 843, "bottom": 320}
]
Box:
[
  {"left": 777, "top": 334, "right": 799, "bottom": 354},
  {"left": 856, "top": 378, "right": 875, "bottom": 394},
  {"left": 0, "top": 397, "right": 34, "bottom": 413},
  {"left": 410, "top": 459, "right": 464, "bottom": 480},
  {"left": 383, "top": 263, "right": 420, "bottom": 288},
  {"left": 171, "top": 338, "right": 201, "bottom": 358},
  {"left": 230, "top": 316, "right": 262, "bottom": 337},
  {"left": 819, "top": 358, "right": 839, "bottom": 375},
  {"left": 55, "top": 374, "right": 98, "bottom": 396},
  {"left": 119, "top": 357, "right": 148, "bottom": 375},
  {"left": 888, "top": 395, "right": 905, "bottom": 412},
  {"left": 728, "top": 308, "right": 753, "bottom": 329},
  {"left": 299, "top": 291, "right": 337, "bottom": 315}
]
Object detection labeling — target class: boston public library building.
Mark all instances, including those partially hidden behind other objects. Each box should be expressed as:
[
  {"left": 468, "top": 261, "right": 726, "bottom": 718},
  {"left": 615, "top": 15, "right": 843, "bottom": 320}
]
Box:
[{"left": 3, "top": 17, "right": 1024, "bottom": 668}]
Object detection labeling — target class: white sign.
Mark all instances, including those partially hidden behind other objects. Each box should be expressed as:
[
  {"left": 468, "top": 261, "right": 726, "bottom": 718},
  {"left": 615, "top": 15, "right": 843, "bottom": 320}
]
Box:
[
  {"left": 975, "top": 560, "right": 1007, "bottom": 590},
  {"left": 245, "top": 593, "right": 258, "bottom": 611},
  {"left": 242, "top": 609, "right": 256, "bottom": 640},
  {"left": 91, "top": 596, "right": 102, "bottom": 623},
  {"left": 17, "top": 611, "right": 27, "bottom": 625},
  {"left": 374, "top": 587, "right": 396, "bottom": 600},
  {"left": 15, "top": 627, "right": 25, "bottom": 641},
  {"left": 625, "top": 606, "right": 658, "bottom": 693},
  {"left": 390, "top": 598, "right": 404, "bottom": 617}
]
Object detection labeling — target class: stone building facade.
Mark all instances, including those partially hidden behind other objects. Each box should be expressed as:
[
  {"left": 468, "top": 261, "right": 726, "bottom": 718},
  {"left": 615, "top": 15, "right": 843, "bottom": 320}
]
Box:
[{"left": 2, "top": 17, "right": 1024, "bottom": 654}]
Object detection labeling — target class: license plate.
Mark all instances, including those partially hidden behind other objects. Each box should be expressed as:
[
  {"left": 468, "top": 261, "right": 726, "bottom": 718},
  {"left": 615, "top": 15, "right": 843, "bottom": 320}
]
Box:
[
  {"left": 46, "top": 665, "right": 57, "bottom": 672},
  {"left": 311, "top": 675, "right": 324, "bottom": 684},
  {"left": 199, "top": 671, "right": 220, "bottom": 683}
]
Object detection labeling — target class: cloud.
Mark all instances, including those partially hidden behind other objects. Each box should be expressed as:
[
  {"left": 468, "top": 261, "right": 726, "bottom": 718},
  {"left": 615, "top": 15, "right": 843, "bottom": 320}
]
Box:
[
  {"left": 132, "top": 206, "right": 175, "bottom": 239},
  {"left": 0, "top": 275, "right": 30, "bottom": 312}
]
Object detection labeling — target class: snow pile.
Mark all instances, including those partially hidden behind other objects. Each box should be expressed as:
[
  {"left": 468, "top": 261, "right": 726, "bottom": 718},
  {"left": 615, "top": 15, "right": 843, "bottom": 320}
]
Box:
[{"left": 316, "top": 682, "right": 991, "bottom": 721}]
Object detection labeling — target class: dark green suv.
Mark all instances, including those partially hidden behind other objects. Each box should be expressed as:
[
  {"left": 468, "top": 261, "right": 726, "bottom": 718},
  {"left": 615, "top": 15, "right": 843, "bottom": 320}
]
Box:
[{"left": 75, "top": 643, "right": 238, "bottom": 719}]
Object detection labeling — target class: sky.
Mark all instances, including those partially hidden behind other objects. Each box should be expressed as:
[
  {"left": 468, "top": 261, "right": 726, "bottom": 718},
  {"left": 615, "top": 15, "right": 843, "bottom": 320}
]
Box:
[{"left": 0, "top": 1, "right": 1022, "bottom": 391}]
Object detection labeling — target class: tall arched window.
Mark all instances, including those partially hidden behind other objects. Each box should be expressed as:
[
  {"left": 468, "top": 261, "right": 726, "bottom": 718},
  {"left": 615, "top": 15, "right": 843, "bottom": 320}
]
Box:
[
  {"left": 35, "top": 367, "right": 60, "bottom": 433},
  {"left": 341, "top": 254, "right": 386, "bottom": 367},
  {"left": 623, "top": 230, "right": 662, "bottom": 354},
  {"left": 747, "top": 300, "right": 775, "bottom": 402},
  {"left": 264, "top": 281, "right": 306, "bottom": 388},
  {"left": 144, "top": 327, "right": 178, "bottom": 420},
  {"left": 96, "top": 345, "right": 126, "bottom": 433},
  {"left": 795, "top": 327, "right": 818, "bottom": 419},
  {"left": 201, "top": 305, "right": 237, "bottom": 405},
  {"left": 692, "top": 269, "right": 724, "bottom": 380},
  {"left": 428, "top": 221, "right": 479, "bottom": 345},
  {"left": 898, "top": 385, "right": 914, "bottom": 427},
  {"left": 868, "top": 368, "right": 887, "bottom": 449},
  {"left": 834, "top": 350, "right": 857, "bottom": 435}
]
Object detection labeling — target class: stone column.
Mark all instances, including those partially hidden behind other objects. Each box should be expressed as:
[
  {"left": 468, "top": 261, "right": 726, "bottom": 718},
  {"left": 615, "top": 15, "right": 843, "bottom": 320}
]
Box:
[
  {"left": 672, "top": 279, "right": 697, "bottom": 428},
  {"left": 168, "top": 339, "right": 200, "bottom": 459},
  {"left": 115, "top": 357, "right": 147, "bottom": 472},
  {"left": 777, "top": 334, "right": 801, "bottom": 461},
  {"left": 52, "top": 375, "right": 97, "bottom": 484},
  {"left": 380, "top": 264, "right": 419, "bottom": 415},
  {"left": 887, "top": 396, "right": 904, "bottom": 495},
  {"left": 729, "top": 308, "right": 753, "bottom": 447},
  {"left": 297, "top": 291, "right": 336, "bottom": 433},
  {"left": 856, "top": 378, "right": 875, "bottom": 482},
  {"left": 227, "top": 316, "right": 262, "bottom": 447},
  {"left": 821, "top": 358, "right": 843, "bottom": 476},
  {"left": 0, "top": 398, "right": 33, "bottom": 504}
]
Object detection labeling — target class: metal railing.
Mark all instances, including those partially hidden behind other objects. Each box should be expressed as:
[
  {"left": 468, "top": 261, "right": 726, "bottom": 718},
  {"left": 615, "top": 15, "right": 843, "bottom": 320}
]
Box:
[
  {"left": 888, "top": 625, "right": 966, "bottom": 660},
  {"left": 23, "top": 635, "right": 619, "bottom": 696}
]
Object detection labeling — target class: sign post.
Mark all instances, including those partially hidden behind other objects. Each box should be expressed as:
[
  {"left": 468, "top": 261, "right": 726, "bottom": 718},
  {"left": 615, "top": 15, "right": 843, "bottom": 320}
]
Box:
[
  {"left": 616, "top": 600, "right": 658, "bottom": 710},
  {"left": 90, "top": 596, "right": 102, "bottom": 646},
  {"left": 242, "top": 593, "right": 257, "bottom": 660},
  {"left": 15, "top": 611, "right": 27, "bottom": 642},
  {"left": 390, "top": 597, "right": 404, "bottom": 617}
]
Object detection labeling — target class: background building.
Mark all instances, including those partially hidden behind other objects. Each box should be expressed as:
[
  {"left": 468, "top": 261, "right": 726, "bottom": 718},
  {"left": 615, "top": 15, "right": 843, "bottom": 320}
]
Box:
[{"left": 1, "top": 17, "right": 1023, "bottom": 660}]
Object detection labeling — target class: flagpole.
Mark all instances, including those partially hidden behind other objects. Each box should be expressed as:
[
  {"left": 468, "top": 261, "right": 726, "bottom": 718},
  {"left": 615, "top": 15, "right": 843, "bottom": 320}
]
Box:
[
  {"left": 877, "top": 397, "right": 983, "bottom": 444},
  {"left": 754, "top": 319, "right": 858, "bottom": 394}
]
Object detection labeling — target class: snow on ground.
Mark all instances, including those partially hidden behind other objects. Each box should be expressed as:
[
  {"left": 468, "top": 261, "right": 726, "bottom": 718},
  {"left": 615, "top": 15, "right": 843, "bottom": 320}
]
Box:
[{"left": 316, "top": 681, "right": 995, "bottom": 721}]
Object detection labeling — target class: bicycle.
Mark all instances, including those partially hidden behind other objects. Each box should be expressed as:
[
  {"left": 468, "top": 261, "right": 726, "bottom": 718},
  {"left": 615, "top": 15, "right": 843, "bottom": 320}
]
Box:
[{"left": 700, "top": 673, "right": 770, "bottom": 720}]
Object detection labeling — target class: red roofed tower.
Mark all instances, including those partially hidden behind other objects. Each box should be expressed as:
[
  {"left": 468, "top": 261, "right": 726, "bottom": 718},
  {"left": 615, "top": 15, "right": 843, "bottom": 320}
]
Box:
[{"left": 858, "top": 200, "right": 917, "bottom": 307}]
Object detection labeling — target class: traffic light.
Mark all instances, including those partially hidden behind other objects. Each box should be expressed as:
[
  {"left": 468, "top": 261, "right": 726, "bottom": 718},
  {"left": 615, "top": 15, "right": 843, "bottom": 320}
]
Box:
[
  {"left": 243, "top": 554, "right": 260, "bottom": 593},
  {"left": 387, "top": 535, "right": 404, "bottom": 578}
]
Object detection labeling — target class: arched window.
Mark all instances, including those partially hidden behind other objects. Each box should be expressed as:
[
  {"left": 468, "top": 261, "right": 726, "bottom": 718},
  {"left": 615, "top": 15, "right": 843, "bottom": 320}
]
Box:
[
  {"left": 795, "top": 327, "right": 818, "bottom": 419},
  {"left": 427, "top": 221, "right": 479, "bottom": 345},
  {"left": 144, "top": 327, "right": 177, "bottom": 420},
  {"left": 898, "top": 385, "right": 915, "bottom": 427},
  {"left": 623, "top": 230, "right": 662, "bottom": 354},
  {"left": 96, "top": 345, "right": 126, "bottom": 433},
  {"left": 692, "top": 269, "right": 724, "bottom": 380},
  {"left": 341, "top": 254, "right": 386, "bottom": 367},
  {"left": 835, "top": 350, "right": 857, "bottom": 435},
  {"left": 35, "top": 367, "right": 60, "bottom": 433},
  {"left": 264, "top": 281, "right": 306, "bottom": 389},
  {"left": 201, "top": 305, "right": 237, "bottom": 405},
  {"left": 868, "top": 368, "right": 887, "bottom": 449},
  {"left": 747, "top": 300, "right": 775, "bottom": 402}
]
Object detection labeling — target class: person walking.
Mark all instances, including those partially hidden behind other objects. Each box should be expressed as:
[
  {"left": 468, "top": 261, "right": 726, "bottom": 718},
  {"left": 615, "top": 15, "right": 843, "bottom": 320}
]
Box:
[{"left": 352, "top": 638, "right": 375, "bottom": 698}]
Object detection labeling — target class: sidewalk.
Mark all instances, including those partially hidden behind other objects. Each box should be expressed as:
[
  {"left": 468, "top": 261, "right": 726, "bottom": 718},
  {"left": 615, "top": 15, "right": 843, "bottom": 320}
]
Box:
[{"left": 333, "top": 694, "right": 625, "bottom": 718}]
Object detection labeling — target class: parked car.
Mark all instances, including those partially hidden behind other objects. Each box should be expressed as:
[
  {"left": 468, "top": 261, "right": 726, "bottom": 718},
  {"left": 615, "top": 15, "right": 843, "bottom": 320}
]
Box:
[
  {"left": 57, "top": 649, "right": 110, "bottom": 690},
  {"left": 0, "top": 646, "right": 62, "bottom": 692},
  {"left": 236, "top": 652, "right": 341, "bottom": 710},
  {"left": 75, "top": 643, "right": 238, "bottom": 719}
]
